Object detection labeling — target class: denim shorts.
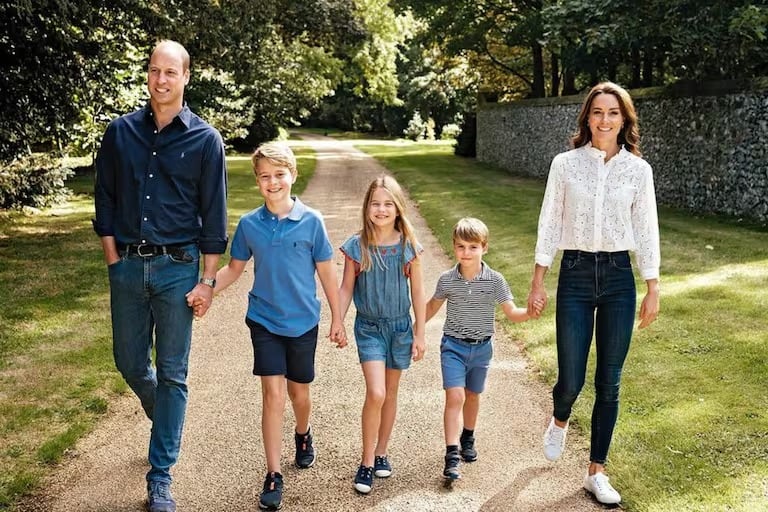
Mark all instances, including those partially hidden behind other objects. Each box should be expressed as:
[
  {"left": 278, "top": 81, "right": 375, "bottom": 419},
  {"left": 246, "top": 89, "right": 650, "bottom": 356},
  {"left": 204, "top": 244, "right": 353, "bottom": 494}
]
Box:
[
  {"left": 440, "top": 334, "right": 493, "bottom": 393},
  {"left": 246, "top": 317, "right": 318, "bottom": 383},
  {"left": 354, "top": 314, "right": 413, "bottom": 370}
]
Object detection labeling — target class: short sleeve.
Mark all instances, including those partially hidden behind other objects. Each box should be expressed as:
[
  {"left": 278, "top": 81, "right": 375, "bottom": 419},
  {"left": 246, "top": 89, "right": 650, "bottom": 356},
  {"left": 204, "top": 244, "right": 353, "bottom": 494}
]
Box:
[
  {"left": 230, "top": 217, "right": 252, "bottom": 262},
  {"left": 433, "top": 272, "right": 450, "bottom": 300},
  {"left": 312, "top": 214, "right": 334, "bottom": 262},
  {"left": 340, "top": 234, "right": 362, "bottom": 263},
  {"left": 494, "top": 272, "right": 514, "bottom": 304}
]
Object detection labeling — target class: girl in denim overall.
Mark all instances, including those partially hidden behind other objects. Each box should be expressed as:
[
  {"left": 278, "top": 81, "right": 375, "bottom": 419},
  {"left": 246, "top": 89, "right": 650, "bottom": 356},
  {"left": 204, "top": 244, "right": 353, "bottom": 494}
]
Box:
[{"left": 339, "top": 175, "right": 426, "bottom": 494}]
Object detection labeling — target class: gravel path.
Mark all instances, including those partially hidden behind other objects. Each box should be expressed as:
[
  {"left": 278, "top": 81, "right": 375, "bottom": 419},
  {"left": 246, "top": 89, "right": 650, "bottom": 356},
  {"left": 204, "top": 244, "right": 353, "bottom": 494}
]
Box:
[{"left": 19, "top": 134, "right": 603, "bottom": 511}]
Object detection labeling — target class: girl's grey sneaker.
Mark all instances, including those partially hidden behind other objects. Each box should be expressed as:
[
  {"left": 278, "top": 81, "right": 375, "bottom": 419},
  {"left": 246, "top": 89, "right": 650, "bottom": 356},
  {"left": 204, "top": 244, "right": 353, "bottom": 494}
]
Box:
[
  {"left": 443, "top": 453, "right": 461, "bottom": 480},
  {"left": 583, "top": 472, "right": 621, "bottom": 504},
  {"left": 543, "top": 417, "right": 567, "bottom": 461},
  {"left": 459, "top": 433, "right": 477, "bottom": 462},
  {"left": 258, "top": 472, "right": 283, "bottom": 510},
  {"left": 294, "top": 426, "right": 316, "bottom": 468},
  {"left": 374, "top": 455, "right": 392, "bottom": 477},
  {"left": 354, "top": 465, "right": 374, "bottom": 494},
  {"left": 146, "top": 481, "right": 176, "bottom": 512}
]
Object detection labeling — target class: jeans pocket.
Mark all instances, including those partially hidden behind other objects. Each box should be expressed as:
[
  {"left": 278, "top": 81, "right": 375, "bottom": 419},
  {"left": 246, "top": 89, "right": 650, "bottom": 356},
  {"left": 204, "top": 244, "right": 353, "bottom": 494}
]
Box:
[
  {"left": 561, "top": 255, "right": 579, "bottom": 271},
  {"left": 610, "top": 253, "right": 633, "bottom": 271}
]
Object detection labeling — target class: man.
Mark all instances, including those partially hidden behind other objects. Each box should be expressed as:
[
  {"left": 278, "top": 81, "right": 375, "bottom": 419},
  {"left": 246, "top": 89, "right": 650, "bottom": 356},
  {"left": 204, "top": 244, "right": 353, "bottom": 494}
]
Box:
[{"left": 93, "top": 40, "right": 227, "bottom": 512}]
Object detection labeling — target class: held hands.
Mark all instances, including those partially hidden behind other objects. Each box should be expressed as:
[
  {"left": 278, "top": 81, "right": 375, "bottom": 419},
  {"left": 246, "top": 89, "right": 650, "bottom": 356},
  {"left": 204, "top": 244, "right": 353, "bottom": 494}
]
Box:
[
  {"left": 185, "top": 284, "right": 214, "bottom": 319},
  {"left": 329, "top": 321, "right": 348, "bottom": 348},
  {"left": 527, "top": 286, "right": 548, "bottom": 319},
  {"left": 412, "top": 334, "right": 426, "bottom": 362}
]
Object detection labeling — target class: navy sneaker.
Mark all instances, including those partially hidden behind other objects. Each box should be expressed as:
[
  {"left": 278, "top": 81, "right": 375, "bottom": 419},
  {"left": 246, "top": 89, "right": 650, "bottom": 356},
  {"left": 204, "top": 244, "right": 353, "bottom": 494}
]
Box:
[
  {"left": 146, "top": 481, "right": 176, "bottom": 512},
  {"left": 354, "top": 465, "right": 374, "bottom": 494},
  {"left": 258, "top": 472, "right": 283, "bottom": 511},
  {"left": 374, "top": 455, "right": 392, "bottom": 478},
  {"left": 460, "top": 432, "right": 477, "bottom": 462},
  {"left": 294, "top": 426, "right": 316, "bottom": 468},
  {"left": 443, "top": 452, "right": 461, "bottom": 480}
]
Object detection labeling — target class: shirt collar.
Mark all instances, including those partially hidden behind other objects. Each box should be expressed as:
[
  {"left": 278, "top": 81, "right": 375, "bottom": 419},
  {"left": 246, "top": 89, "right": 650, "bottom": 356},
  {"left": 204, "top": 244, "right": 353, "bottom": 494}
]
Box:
[
  {"left": 142, "top": 103, "right": 192, "bottom": 129},
  {"left": 583, "top": 142, "right": 629, "bottom": 162},
  {"left": 450, "top": 261, "right": 491, "bottom": 281},
  {"left": 258, "top": 196, "right": 306, "bottom": 221}
]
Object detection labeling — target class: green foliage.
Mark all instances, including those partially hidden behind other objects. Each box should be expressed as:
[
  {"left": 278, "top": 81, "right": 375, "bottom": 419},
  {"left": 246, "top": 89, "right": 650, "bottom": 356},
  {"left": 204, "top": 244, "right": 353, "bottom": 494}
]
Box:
[{"left": 0, "top": 155, "right": 74, "bottom": 209}]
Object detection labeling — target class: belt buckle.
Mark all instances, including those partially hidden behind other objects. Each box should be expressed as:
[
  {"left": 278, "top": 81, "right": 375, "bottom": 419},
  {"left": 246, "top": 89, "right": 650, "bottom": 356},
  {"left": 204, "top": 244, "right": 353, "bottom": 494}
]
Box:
[{"left": 136, "top": 244, "right": 155, "bottom": 257}]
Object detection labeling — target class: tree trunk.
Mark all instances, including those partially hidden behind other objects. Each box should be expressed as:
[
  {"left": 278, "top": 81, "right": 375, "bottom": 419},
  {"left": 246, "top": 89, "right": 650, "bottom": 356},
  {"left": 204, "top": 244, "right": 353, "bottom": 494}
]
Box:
[
  {"left": 550, "top": 52, "right": 560, "bottom": 96},
  {"left": 562, "top": 67, "right": 577, "bottom": 95},
  {"left": 531, "top": 42, "right": 545, "bottom": 98},
  {"left": 631, "top": 48, "right": 641, "bottom": 88}
]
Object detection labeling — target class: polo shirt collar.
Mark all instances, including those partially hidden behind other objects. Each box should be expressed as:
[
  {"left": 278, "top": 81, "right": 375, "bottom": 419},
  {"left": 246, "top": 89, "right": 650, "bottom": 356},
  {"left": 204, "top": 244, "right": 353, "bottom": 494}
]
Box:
[
  {"left": 258, "top": 196, "right": 306, "bottom": 221},
  {"left": 450, "top": 261, "right": 491, "bottom": 281}
]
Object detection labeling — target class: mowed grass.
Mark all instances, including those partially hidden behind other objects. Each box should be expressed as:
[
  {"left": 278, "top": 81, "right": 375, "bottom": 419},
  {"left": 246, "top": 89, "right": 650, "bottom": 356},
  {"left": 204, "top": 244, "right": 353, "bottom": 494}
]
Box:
[
  {"left": 353, "top": 140, "right": 768, "bottom": 512},
  {"left": 0, "top": 147, "right": 315, "bottom": 509}
]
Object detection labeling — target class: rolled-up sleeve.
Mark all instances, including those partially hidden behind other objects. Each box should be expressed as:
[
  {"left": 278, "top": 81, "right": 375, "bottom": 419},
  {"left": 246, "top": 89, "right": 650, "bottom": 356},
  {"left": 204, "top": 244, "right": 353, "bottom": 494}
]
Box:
[{"left": 632, "top": 162, "right": 660, "bottom": 280}]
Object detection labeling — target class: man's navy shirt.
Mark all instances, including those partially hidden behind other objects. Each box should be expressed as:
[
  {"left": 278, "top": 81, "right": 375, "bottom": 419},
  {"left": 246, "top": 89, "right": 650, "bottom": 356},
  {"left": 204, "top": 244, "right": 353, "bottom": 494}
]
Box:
[{"left": 93, "top": 104, "right": 228, "bottom": 254}]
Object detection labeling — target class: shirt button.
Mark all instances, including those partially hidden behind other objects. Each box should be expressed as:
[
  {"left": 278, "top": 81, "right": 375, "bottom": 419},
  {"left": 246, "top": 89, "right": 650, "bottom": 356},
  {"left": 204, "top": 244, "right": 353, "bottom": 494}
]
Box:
[
  {"left": 141, "top": 239, "right": 146, "bottom": 244},
  {"left": 143, "top": 217, "right": 148, "bottom": 221},
  {"left": 149, "top": 174, "right": 154, "bottom": 178},
  {"left": 152, "top": 152, "right": 156, "bottom": 156},
  {"left": 146, "top": 195, "right": 150, "bottom": 199}
]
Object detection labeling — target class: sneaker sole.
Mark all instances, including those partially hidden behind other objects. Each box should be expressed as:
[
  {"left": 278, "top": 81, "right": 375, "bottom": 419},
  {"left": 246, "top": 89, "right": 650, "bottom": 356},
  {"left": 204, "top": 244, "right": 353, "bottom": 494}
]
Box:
[
  {"left": 374, "top": 469, "right": 392, "bottom": 478},
  {"left": 295, "top": 453, "right": 317, "bottom": 469},
  {"left": 258, "top": 502, "right": 282, "bottom": 511},
  {"left": 460, "top": 454, "right": 477, "bottom": 463},
  {"left": 354, "top": 483, "right": 373, "bottom": 494}
]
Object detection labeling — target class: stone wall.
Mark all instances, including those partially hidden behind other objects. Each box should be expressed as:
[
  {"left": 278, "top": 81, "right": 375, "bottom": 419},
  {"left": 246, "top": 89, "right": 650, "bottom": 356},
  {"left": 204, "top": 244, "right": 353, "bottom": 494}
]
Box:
[{"left": 476, "top": 79, "right": 768, "bottom": 223}]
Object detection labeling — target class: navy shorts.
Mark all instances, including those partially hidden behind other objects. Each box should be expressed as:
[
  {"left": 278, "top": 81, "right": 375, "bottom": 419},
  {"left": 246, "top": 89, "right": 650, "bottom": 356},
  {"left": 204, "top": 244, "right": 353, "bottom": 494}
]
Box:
[{"left": 246, "top": 317, "right": 318, "bottom": 383}]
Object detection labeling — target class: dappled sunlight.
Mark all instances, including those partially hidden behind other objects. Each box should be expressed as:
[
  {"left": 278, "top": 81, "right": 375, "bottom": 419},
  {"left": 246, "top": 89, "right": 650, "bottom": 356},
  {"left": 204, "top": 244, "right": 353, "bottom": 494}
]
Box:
[{"left": 661, "top": 261, "right": 768, "bottom": 297}]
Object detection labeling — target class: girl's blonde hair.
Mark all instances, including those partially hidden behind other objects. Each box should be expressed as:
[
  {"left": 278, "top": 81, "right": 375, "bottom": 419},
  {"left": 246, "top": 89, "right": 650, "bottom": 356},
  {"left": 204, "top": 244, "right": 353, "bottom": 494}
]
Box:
[
  {"left": 571, "top": 81, "right": 641, "bottom": 156},
  {"left": 251, "top": 141, "right": 297, "bottom": 175},
  {"left": 359, "top": 175, "right": 419, "bottom": 272}
]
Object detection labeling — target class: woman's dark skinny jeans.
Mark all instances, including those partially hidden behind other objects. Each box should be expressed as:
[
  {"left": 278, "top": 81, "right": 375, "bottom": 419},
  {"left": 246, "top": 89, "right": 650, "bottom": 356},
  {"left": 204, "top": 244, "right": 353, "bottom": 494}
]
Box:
[{"left": 553, "top": 250, "right": 637, "bottom": 465}]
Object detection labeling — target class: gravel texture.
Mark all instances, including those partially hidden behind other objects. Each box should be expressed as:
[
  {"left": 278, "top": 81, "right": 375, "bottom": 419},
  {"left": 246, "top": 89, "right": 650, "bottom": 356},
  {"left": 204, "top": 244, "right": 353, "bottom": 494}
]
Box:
[{"left": 19, "top": 134, "right": 604, "bottom": 511}]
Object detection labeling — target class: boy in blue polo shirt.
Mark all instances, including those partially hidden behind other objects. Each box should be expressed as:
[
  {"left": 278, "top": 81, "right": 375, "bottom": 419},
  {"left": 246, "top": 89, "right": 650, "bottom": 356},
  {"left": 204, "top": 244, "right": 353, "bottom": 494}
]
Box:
[
  {"left": 192, "top": 141, "right": 346, "bottom": 510},
  {"left": 425, "top": 217, "right": 541, "bottom": 481}
]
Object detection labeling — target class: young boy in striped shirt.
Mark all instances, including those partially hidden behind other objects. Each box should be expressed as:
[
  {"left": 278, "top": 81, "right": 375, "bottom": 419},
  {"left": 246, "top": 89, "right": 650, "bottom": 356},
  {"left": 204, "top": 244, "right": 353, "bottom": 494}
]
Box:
[{"left": 426, "top": 217, "right": 542, "bottom": 480}]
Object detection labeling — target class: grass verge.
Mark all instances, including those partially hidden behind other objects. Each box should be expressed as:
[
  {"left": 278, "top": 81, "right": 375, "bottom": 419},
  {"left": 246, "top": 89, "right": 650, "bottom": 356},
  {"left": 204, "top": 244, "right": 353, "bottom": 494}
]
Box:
[
  {"left": 353, "top": 140, "right": 768, "bottom": 512},
  {"left": 0, "top": 147, "right": 315, "bottom": 509}
]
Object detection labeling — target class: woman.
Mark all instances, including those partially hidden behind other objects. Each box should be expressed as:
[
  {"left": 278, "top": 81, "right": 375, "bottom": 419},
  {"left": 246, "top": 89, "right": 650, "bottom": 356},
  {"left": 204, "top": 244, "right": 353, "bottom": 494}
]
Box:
[{"left": 527, "top": 82, "right": 660, "bottom": 504}]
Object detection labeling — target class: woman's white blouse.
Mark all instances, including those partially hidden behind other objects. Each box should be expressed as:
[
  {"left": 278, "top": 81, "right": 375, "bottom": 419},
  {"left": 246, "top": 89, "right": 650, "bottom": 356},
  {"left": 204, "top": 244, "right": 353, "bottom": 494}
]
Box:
[{"left": 534, "top": 144, "right": 660, "bottom": 280}]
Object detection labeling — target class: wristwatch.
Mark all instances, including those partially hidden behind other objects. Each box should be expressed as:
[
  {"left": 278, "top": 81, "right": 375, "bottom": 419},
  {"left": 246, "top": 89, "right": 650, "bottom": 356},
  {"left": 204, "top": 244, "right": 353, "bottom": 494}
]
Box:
[{"left": 199, "top": 277, "right": 216, "bottom": 288}]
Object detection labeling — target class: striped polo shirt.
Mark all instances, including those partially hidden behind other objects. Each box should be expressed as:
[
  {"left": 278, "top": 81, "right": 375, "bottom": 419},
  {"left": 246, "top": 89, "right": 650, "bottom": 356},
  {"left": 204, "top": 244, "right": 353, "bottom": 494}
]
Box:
[{"left": 433, "top": 261, "right": 513, "bottom": 341}]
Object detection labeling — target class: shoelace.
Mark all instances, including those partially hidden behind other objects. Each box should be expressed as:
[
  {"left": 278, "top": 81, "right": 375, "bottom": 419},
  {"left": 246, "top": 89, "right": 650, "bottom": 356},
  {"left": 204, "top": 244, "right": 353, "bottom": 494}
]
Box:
[
  {"left": 547, "top": 426, "right": 565, "bottom": 446},
  {"left": 150, "top": 483, "right": 171, "bottom": 500},
  {"left": 591, "top": 474, "right": 615, "bottom": 494}
]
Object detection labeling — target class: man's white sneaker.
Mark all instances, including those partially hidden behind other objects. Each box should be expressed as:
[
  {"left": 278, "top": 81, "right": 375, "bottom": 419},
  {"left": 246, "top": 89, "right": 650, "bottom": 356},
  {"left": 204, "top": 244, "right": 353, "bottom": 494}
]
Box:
[
  {"left": 543, "top": 417, "right": 567, "bottom": 461},
  {"left": 583, "top": 472, "right": 622, "bottom": 504}
]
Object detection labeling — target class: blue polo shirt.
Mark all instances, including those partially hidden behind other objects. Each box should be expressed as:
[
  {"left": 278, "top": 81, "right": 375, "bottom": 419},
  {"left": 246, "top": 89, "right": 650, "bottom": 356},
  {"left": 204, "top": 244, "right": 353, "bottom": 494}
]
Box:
[
  {"left": 93, "top": 104, "right": 228, "bottom": 254},
  {"left": 231, "top": 197, "right": 333, "bottom": 337}
]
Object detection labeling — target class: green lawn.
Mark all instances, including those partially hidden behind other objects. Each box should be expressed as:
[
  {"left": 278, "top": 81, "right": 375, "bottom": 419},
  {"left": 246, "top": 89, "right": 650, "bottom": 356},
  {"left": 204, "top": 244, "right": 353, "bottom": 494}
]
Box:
[
  {"left": 1, "top": 140, "right": 766, "bottom": 511},
  {"left": 0, "top": 149, "right": 314, "bottom": 509},
  {"left": 352, "top": 140, "right": 768, "bottom": 512}
]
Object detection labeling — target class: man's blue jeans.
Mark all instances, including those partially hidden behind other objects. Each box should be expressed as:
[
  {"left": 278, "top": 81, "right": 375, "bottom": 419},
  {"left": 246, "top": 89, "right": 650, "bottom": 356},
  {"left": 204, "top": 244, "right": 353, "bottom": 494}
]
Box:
[
  {"left": 553, "top": 250, "right": 636, "bottom": 465},
  {"left": 108, "top": 244, "right": 198, "bottom": 483}
]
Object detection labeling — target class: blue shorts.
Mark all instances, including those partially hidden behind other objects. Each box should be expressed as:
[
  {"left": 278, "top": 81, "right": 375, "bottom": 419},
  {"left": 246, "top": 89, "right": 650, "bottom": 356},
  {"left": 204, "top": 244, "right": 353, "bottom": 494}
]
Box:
[
  {"left": 246, "top": 317, "right": 318, "bottom": 383},
  {"left": 354, "top": 314, "right": 413, "bottom": 370},
  {"left": 440, "top": 334, "right": 493, "bottom": 393}
]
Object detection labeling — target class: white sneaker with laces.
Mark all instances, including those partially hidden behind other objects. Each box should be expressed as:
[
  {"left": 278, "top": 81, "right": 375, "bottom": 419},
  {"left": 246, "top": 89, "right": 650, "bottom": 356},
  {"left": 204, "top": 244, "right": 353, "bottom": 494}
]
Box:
[
  {"left": 543, "top": 417, "right": 567, "bottom": 461},
  {"left": 583, "top": 472, "right": 622, "bottom": 504}
]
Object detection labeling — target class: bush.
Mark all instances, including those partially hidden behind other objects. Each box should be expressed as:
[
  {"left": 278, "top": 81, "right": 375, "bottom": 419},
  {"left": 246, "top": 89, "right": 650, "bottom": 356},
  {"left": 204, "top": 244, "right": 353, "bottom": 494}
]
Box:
[
  {"left": 0, "top": 155, "right": 73, "bottom": 209},
  {"left": 441, "top": 123, "right": 461, "bottom": 141}
]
